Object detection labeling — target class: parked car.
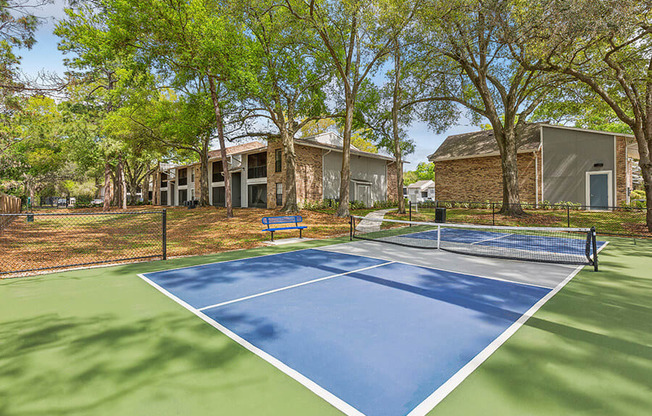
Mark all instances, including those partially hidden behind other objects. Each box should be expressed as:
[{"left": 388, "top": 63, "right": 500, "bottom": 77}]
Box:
[{"left": 91, "top": 198, "right": 103, "bottom": 206}]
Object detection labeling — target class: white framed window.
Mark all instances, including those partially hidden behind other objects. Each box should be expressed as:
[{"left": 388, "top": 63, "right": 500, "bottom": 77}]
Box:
[{"left": 276, "top": 183, "right": 283, "bottom": 206}]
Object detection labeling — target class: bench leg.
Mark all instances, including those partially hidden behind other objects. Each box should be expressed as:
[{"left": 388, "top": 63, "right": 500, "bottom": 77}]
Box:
[
  {"left": 299, "top": 229, "right": 302, "bottom": 239},
  {"left": 271, "top": 231, "right": 274, "bottom": 242}
]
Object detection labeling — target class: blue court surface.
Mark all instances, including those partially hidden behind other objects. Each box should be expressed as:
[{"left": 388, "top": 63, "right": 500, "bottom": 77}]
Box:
[
  {"left": 400, "top": 227, "right": 606, "bottom": 255},
  {"left": 141, "top": 248, "right": 568, "bottom": 416}
]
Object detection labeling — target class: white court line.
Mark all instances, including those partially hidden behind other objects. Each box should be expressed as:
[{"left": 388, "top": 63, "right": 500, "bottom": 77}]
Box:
[
  {"left": 406, "top": 262, "right": 586, "bottom": 416},
  {"left": 198, "top": 261, "right": 395, "bottom": 311},
  {"left": 137, "top": 272, "right": 366, "bottom": 416},
  {"left": 137, "top": 240, "right": 610, "bottom": 416}
]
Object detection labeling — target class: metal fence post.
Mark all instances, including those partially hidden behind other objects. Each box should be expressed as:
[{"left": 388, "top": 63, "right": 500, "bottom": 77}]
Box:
[
  {"left": 567, "top": 204, "right": 570, "bottom": 228},
  {"left": 492, "top": 202, "right": 495, "bottom": 226},
  {"left": 409, "top": 201, "right": 412, "bottom": 225},
  {"left": 162, "top": 209, "right": 167, "bottom": 260}
]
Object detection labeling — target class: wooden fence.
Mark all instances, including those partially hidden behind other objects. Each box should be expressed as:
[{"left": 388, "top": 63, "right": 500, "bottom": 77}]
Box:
[{"left": 0, "top": 193, "right": 21, "bottom": 214}]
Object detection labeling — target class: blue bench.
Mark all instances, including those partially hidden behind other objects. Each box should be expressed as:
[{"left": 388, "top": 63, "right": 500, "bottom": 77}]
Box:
[{"left": 262, "top": 215, "right": 307, "bottom": 241}]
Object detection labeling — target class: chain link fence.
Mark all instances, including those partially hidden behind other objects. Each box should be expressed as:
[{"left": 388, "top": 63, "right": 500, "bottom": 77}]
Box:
[
  {"left": 0, "top": 210, "right": 166, "bottom": 278},
  {"left": 407, "top": 201, "right": 650, "bottom": 238}
]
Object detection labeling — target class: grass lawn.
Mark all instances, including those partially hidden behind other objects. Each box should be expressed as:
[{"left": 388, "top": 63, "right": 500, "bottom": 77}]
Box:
[
  {"left": 388, "top": 207, "right": 651, "bottom": 237},
  {"left": 1, "top": 236, "right": 651, "bottom": 415}
]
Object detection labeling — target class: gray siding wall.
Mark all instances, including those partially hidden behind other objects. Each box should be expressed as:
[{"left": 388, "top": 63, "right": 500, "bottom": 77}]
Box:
[
  {"left": 323, "top": 152, "right": 387, "bottom": 203},
  {"left": 542, "top": 126, "right": 615, "bottom": 205}
]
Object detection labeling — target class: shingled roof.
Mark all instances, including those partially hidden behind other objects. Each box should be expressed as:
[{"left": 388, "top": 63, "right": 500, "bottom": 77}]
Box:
[
  {"left": 428, "top": 123, "right": 543, "bottom": 162},
  {"left": 207, "top": 141, "right": 266, "bottom": 159}
]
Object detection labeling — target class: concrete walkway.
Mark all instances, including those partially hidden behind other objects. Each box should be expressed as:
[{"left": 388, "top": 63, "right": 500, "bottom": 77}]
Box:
[{"left": 355, "top": 208, "right": 396, "bottom": 233}]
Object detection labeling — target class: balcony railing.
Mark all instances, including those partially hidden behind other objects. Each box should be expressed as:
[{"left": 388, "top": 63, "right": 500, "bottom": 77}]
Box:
[{"left": 248, "top": 165, "right": 267, "bottom": 179}]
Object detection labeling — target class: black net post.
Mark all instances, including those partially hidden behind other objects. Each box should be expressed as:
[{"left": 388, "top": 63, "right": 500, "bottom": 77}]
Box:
[
  {"left": 492, "top": 202, "right": 495, "bottom": 226},
  {"left": 409, "top": 201, "right": 412, "bottom": 225},
  {"left": 592, "top": 226, "right": 598, "bottom": 271},
  {"left": 349, "top": 215, "right": 353, "bottom": 241},
  {"left": 162, "top": 209, "right": 167, "bottom": 260}
]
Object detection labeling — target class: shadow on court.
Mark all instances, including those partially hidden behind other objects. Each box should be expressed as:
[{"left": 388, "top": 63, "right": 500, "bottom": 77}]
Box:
[{"left": 431, "top": 237, "right": 652, "bottom": 416}]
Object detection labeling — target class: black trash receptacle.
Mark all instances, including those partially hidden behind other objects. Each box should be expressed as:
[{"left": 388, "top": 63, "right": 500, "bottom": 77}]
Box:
[
  {"left": 435, "top": 207, "right": 446, "bottom": 223},
  {"left": 27, "top": 214, "right": 34, "bottom": 223}
]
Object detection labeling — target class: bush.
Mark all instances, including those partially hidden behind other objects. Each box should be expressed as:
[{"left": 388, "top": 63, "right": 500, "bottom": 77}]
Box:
[
  {"left": 372, "top": 200, "right": 398, "bottom": 209},
  {"left": 631, "top": 189, "right": 646, "bottom": 200},
  {"left": 349, "top": 200, "right": 366, "bottom": 210}
]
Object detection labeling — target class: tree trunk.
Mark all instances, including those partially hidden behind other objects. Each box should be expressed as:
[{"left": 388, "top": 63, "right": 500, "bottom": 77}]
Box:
[
  {"left": 153, "top": 163, "right": 160, "bottom": 206},
  {"left": 642, "top": 162, "right": 652, "bottom": 232},
  {"left": 497, "top": 129, "right": 524, "bottom": 216},
  {"left": 391, "top": 45, "right": 405, "bottom": 214},
  {"left": 281, "top": 127, "right": 299, "bottom": 213},
  {"left": 336, "top": 97, "right": 355, "bottom": 217},
  {"left": 142, "top": 167, "right": 150, "bottom": 205},
  {"left": 633, "top": 126, "right": 652, "bottom": 231},
  {"left": 208, "top": 76, "right": 233, "bottom": 218},
  {"left": 199, "top": 143, "right": 210, "bottom": 207},
  {"left": 118, "top": 156, "right": 127, "bottom": 210},
  {"left": 103, "top": 161, "right": 111, "bottom": 211}
]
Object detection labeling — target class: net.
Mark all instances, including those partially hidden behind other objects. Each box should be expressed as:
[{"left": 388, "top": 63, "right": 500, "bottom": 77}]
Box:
[{"left": 350, "top": 216, "right": 599, "bottom": 269}]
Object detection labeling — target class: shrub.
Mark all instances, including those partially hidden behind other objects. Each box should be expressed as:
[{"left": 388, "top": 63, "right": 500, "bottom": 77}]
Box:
[
  {"left": 631, "top": 189, "right": 646, "bottom": 200},
  {"left": 349, "top": 200, "right": 366, "bottom": 210},
  {"left": 372, "top": 200, "right": 398, "bottom": 209}
]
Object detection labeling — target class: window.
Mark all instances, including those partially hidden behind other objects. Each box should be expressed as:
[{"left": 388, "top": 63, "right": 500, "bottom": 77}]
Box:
[
  {"left": 191, "top": 189, "right": 195, "bottom": 200},
  {"left": 247, "top": 152, "right": 267, "bottom": 179},
  {"left": 421, "top": 191, "right": 428, "bottom": 198},
  {"left": 179, "top": 189, "right": 188, "bottom": 204},
  {"left": 248, "top": 184, "right": 267, "bottom": 208},
  {"left": 212, "top": 186, "right": 225, "bottom": 206},
  {"left": 212, "top": 161, "right": 224, "bottom": 182},
  {"left": 178, "top": 168, "right": 187, "bottom": 186},
  {"left": 276, "top": 183, "right": 283, "bottom": 206},
  {"left": 275, "top": 149, "right": 282, "bottom": 172},
  {"left": 160, "top": 173, "right": 168, "bottom": 188},
  {"left": 191, "top": 170, "right": 195, "bottom": 183}
]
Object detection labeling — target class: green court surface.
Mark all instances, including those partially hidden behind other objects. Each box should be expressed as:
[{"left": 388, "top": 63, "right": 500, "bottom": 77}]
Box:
[{"left": 1, "top": 236, "right": 651, "bottom": 416}]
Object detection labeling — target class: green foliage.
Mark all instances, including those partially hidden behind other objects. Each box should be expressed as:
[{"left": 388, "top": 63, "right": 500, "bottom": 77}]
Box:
[
  {"left": 403, "top": 162, "right": 435, "bottom": 185},
  {"left": 631, "top": 190, "right": 646, "bottom": 200}
]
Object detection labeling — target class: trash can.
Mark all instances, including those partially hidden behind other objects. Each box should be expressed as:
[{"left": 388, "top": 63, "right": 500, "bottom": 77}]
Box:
[
  {"left": 27, "top": 214, "right": 34, "bottom": 223},
  {"left": 435, "top": 207, "right": 446, "bottom": 223}
]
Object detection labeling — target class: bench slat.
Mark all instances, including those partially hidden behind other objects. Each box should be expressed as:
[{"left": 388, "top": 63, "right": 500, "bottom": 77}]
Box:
[
  {"left": 263, "top": 226, "right": 308, "bottom": 232},
  {"left": 262, "top": 215, "right": 303, "bottom": 225}
]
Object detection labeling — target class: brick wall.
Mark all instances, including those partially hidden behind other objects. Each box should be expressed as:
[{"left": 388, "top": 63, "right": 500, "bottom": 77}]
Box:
[
  {"left": 266, "top": 141, "right": 324, "bottom": 208},
  {"left": 434, "top": 152, "right": 539, "bottom": 203},
  {"left": 387, "top": 162, "right": 398, "bottom": 201}
]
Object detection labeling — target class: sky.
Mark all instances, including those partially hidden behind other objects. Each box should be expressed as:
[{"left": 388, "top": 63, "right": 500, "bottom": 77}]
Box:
[{"left": 16, "top": 1, "right": 479, "bottom": 168}]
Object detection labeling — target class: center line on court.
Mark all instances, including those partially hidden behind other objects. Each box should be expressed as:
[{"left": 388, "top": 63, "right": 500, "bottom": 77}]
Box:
[{"left": 198, "top": 261, "right": 396, "bottom": 311}]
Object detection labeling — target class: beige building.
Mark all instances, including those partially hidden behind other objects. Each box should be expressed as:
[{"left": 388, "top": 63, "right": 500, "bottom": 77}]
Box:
[
  {"left": 160, "top": 133, "right": 398, "bottom": 209},
  {"left": 428, "top": 123, "right": 638, "bottom": 208}
]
